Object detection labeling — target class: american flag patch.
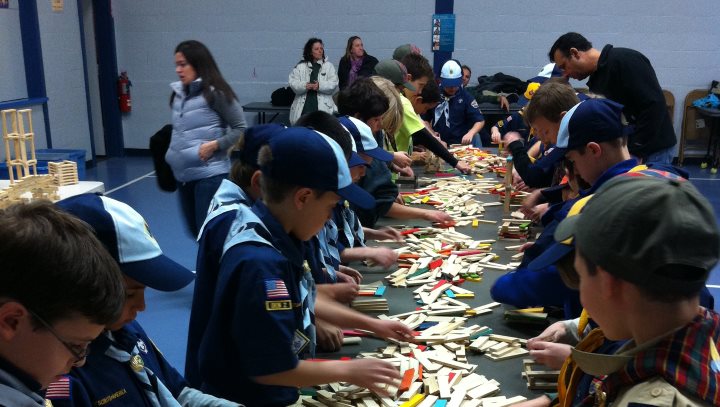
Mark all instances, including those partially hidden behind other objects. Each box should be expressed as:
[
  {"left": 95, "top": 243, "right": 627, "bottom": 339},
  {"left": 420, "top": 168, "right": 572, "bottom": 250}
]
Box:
[
  {"left": 265, "top": 279, "right": 290, "bottom": 299},
  {"left": 46, "top": 376, "right": 71, "bottom": 399}
]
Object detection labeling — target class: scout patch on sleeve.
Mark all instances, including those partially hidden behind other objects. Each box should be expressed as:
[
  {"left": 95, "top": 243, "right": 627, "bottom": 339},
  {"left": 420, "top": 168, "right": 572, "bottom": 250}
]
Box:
[
  {"left": 471, "top": 100, "right": 479, "bottom": 109},
  {"left": 291, "top": 329, "right": 310, "bottom": 355},
  {"left": 265, "top": 300, "right": 292, "bottom": 311},
  {"left": 264, "top": 279, "right": 290, "bottom": 299}
]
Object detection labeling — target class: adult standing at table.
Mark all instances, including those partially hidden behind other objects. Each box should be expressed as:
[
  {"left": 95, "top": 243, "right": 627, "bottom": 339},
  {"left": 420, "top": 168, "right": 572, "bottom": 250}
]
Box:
[
  {"left": 337, "top": 36, "right": 378, "bottom": 90},
  {"left": 549, "top": 32, "right": 676, "bottom": 163},
  {"left": 289, "top": 38, "right": 338, "bottom": 124},
  {"left": 167, "top": 40, "right": 247, "bottom": 237}
]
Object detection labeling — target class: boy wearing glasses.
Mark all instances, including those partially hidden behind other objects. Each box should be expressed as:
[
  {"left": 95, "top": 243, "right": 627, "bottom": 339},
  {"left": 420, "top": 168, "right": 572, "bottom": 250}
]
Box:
[
  {"left": 0, "top": 201, "right": 125, "bottom": 406},
  {"left": 47, "top": 194, "right": 239, "bottom": 406}
]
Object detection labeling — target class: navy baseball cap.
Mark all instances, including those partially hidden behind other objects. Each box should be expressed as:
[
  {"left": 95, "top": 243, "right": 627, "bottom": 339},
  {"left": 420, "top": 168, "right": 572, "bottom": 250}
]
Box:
[
  {"left": 554, "top": 175, "right": 718, "bottom": 292},
  {"left": 349, "top": 152, "right": 368, "bottom": 168},
  {"left": 261, "top": 127, "right": 376, "bottom": 209},
  {"left": 56, "top": 194, "right": 195, "bottom": 291},
  {"left": 231, "top": 123, "right": 285, "bottom": 165},
  {"left": 528, "top": 195, "right": 593, "bottom": 271},
  {"left": 556, "top": 98, "right": 625, "bottom": 150},
  {"left": 338, "top": 116, "right": 393, "bottom": 162}
]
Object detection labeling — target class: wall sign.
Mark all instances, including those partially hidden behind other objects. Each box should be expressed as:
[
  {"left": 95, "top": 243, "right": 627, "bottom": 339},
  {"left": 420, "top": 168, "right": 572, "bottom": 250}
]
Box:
[{"left": 432, "top": 14, "right": 455, "bottom": 52}]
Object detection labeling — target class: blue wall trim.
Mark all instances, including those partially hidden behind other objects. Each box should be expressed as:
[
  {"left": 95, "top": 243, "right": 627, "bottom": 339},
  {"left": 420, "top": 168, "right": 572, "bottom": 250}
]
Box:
[
  {"left": 94, "top": 0, "right": 125, "bottom": 156},
  {"left": 77, "top": 0, "right": 97, "bottom": 161},
  {"left": 0, "top": 97, "right": 49, "bottom": 110},
  {"left": 433, "top": 0, "right": 453, "bottom": 77},
  {"left": 18, "top": 0, "right": 51, "bottom": 147}
]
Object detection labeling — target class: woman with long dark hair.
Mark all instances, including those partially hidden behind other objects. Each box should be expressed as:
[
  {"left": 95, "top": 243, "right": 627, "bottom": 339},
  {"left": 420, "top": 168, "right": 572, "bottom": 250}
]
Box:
[
  {"left": 337, "top": 36, "right": 378, "bottom": 90},
  {"left": 288, "top": 38, "right": 338, "bottom": 124},
  {"left": 167, "top": 40, "right": 247, "bottom": 236}
]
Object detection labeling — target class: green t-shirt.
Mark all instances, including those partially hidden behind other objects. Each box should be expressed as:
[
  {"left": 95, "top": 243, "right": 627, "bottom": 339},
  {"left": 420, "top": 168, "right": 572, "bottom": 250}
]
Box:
[{"left": 392, "top": 95, "right": 425, "bottom": 154}]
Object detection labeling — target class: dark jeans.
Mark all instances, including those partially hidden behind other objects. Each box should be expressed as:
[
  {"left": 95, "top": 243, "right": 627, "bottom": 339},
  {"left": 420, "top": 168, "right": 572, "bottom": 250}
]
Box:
[{"left": 177, "top": 173, "right": 226, "bottom": 237}]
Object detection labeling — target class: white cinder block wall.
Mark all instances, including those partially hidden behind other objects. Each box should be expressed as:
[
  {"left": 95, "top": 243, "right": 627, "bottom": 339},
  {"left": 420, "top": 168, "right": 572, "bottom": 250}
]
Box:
[{"left": 9, "top": 0, "right": 718, "bottom": 154}]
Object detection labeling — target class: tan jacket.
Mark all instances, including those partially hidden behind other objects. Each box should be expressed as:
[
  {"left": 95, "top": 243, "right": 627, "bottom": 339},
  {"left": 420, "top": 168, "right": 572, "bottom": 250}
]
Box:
[{"left": 288, "top": 60, "right": 338, "bottom": 124}]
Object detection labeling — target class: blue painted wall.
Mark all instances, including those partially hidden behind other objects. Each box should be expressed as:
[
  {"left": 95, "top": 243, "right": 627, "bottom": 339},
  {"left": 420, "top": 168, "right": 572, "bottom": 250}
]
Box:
[{"left": 4, "top": 0, "right": 720, "bottom": 155}]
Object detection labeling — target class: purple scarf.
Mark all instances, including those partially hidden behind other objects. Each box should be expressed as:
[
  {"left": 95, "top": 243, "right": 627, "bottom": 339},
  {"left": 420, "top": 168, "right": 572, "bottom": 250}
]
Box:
[{"left": 348, "top": 57, "right": 363, "bottom": 87}]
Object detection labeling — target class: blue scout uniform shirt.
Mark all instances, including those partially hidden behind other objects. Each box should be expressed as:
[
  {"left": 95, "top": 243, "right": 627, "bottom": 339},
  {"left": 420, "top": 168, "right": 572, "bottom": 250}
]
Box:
[
  {"left": 48, "top": 321, "right": 187, "bottom": 407},
  {"left": 186, "top": 179, "right": 252, "bottom": 387},
  {"left": 0, "top": 357, "right": 44, "bottom": 407},
  {"left": 496, "top": 110, "right": 530, "bottom": 140},
  {"left": 425, "top": 88, "right": 485, "bottom": 145},
  {"left": 199, "top": 200, "right": 316, "bottom": 407},
  {"left": 490, "top": 158, "right": 640, "bottom": 319}
]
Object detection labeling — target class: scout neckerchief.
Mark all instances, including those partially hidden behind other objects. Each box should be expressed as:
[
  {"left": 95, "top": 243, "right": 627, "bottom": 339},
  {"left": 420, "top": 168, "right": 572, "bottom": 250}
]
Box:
[
  {"left": 316, "top": 218, "right": 340, "bottom": 282},
  {"left": 434, "top": 94, "right": 452, "bottom": 129},
  {"left": 196, "top": 179, "right": 250, "bottom": 239},
  {"left": 103, "top": 330, "right": 180, "bottom": 407},
  {"left": 339, "top": 201, "right": 365, "bottom": 249},
  {"left": 298, "top": 258, "right": 317, "bottom": 357}
]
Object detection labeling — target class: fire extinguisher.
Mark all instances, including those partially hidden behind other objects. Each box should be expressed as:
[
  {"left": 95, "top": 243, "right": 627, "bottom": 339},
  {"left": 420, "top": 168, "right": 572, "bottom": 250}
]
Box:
[{"left": 118, "top": 71, "right": 132, "bottom": 113}]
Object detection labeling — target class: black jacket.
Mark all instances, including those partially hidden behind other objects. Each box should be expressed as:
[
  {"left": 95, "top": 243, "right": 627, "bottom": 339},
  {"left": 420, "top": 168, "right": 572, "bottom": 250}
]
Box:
[
  {"left": 588, "top": 45, "right": 676, "bottom": 158},
  {"left": 338, "top": 54, "right": 379, "bottom": 90}
]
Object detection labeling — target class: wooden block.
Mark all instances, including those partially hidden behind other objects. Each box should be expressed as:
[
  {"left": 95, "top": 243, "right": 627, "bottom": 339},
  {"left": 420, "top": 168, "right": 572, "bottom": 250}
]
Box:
[
  {"left": 427, "top": 355, "right": 474, "bottom": 371},
  {"left": 485, "top": 347, "right": 529, "bottom": 361},
  {"left": 446, "top": 388, "right": 467, "bottom": 407},
  {"left": 342, "top": 336, "right": 361, "bottom": 345},
  {"left": 424, "top": 376, "right": 439, "bottom": 396},
  {"left": 399, "top": 368, "right": 415, "bottom": 391},
  {"left": 399, "top": 382, "right": 423, "bottom": 401},
  {"left": 399, "top": 394, "right": 425, "bottom": 407},
  {"left": 416, "top": 395, "right": 438, "bottom": 407},
  {"left": 438, "top": 374, "right": 451, "bottom": 399},
  {"left": 466, "top": 382, "right": 499, "bottom": 399}
]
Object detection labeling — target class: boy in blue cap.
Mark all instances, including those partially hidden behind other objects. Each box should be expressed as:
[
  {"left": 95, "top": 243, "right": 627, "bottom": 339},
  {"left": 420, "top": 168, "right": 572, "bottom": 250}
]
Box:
[
  {"left": 491, "top": 98, "right": 641, "bottom": 319},
  {"left": 187, "top": 123, "right": 285, "bottom": 387},
  {"left": 47, "top": 194, "right": 237, "bottom": 406},
  {"left": 425, "top": 60, "right": 486, "bottom": 147},
  {"left": 0, "top": 201, "right": 124, "bottom": 407},
  {"left": 198, "top": 128, "right": 412, "bottom": 406}
]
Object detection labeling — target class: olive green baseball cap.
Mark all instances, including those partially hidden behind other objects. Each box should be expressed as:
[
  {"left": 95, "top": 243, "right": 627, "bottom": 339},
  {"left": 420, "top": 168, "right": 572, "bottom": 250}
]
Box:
[{"left": 555, "top": 175, "right": 719, "bottom": 292}]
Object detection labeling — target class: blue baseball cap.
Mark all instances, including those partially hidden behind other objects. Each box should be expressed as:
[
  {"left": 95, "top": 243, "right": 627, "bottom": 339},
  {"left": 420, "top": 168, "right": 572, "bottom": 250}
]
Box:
[
  {"left": 440, "top": 60, "right": 462, "bottom": 88},
  {"left": 231, "top": 123, "right": 285, "bottom": 165},
  {"left": 528, "top": 195, "right": 594, "bottom": 271},
  {"left": 261, "top": 127, "right": 376, "bottom": 209},
  {"left": 56, "top": 194, "right": 195, "bottom": 291},
  {"left": 556, "top": 99, "right": 625, "bottom": 150},
  {"left": 338, "top": 116, "right": 393, "bottom": 162},
  {"left": 349, "top": 152, "right": 368, "bottom": 168}
]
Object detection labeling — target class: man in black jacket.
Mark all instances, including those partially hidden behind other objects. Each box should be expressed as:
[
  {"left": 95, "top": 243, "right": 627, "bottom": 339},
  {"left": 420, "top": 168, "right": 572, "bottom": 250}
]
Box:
[{"left": 548, "top": 32, "right": 676, "bottom": 164}]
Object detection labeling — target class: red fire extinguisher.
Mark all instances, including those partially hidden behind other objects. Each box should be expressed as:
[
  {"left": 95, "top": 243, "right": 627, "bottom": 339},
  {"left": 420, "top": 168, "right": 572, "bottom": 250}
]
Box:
[{"left": 118, "top": 71, "right": 132, "bottom": 113}]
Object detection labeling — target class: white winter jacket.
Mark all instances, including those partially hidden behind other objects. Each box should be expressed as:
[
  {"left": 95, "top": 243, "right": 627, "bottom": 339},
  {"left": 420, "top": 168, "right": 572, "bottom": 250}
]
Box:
[{"left": 288, "top": 60, "right": 338, "bottom": 124}]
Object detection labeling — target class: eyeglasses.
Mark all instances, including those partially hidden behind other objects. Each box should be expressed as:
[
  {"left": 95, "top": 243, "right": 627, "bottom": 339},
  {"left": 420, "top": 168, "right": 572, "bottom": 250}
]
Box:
[{"left": 28, "top": 310, "right": 90, "bottom": 364}]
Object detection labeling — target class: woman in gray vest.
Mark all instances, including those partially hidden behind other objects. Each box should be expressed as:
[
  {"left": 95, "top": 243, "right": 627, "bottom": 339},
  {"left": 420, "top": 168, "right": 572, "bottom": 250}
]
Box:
[{"left": 167, "top": 40, "right": 247, "bottom": 236}]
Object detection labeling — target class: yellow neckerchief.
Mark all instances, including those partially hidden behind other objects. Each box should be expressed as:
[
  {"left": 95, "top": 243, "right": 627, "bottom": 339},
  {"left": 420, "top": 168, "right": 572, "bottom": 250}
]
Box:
[{"left": 554, "top": 310, "right": 606, "bottom": 407}]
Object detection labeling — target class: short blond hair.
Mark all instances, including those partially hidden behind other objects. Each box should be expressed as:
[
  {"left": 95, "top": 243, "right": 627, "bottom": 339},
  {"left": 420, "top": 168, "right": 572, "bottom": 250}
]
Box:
[{"left": 370, "top": 76, "right": 404, "bottom": 137}]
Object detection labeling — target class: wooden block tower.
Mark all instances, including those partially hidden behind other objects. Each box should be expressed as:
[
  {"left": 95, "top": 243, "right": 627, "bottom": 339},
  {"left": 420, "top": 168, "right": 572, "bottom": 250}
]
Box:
[{"left": 2, "top": 109, "right": 38, "bottom": 183}]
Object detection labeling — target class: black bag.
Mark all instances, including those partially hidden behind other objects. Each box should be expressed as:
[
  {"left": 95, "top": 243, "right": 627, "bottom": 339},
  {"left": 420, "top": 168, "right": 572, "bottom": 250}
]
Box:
[
  {"left": 149, "top": 124, "right": 177, "bottom": 192},
  {"left": 271, "top": 86, "right": 295, "bottom": 106}
]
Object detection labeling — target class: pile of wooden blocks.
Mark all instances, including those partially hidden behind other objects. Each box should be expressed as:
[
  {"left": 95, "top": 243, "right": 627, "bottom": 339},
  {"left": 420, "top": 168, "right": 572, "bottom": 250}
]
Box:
[
  {"left": 351, "top": 282, "right": 389, "bottom": 313},
  {"left": 305, "top": 335, "right": 529, "bottom": 407},
  {"left": 468, "top": 334, "right": 529, "bottom": 361},
  {"left": 0, "top": 175, "right": 59, "bottom": 209},
  {"left": 48, "top": 160, "right": 79, "bottom": 186},
  {"left": 521, "top": 360, "right": 559, "bottom": 391}
]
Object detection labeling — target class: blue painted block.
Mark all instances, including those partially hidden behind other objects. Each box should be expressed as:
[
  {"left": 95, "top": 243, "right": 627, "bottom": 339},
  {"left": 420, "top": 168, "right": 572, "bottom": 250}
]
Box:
[{"left": 375, "top": 286, "right": 386, "bottom": 296}]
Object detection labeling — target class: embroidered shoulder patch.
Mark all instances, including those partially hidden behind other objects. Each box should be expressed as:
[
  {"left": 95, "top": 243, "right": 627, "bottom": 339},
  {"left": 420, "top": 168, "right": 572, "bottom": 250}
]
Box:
[
  {"left": 470, "top": 100, "right": 479, "bottom": 108},
  {"left": 264, "top": 279, "right": 290, "bottom": 299},
  {"left": 266, "top": 300, "right": 292, "bottom": 311},
  {"left": 45, "top": 376, "right": 71, "bottom": 400}
]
